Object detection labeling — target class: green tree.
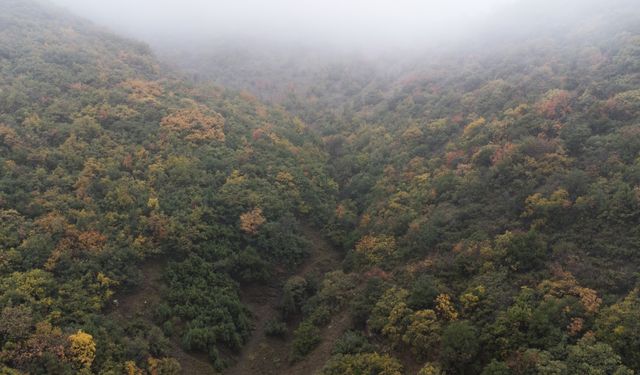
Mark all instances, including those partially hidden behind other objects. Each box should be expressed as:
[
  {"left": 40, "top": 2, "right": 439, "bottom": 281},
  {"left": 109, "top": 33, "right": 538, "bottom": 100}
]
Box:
[
  {"left": 597, "top": 288, "right": 640, "bottom": 369},
  {"left": 566, "top": 335, "right": 633, "bottom": 375},
  {"left": 441, "top": 321, "right": 480, "bottom": 374}
]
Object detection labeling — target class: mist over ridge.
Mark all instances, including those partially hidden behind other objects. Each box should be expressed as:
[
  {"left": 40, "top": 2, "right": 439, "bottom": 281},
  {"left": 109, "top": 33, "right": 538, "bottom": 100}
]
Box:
[
  {"left": 39, "top": 0, "right": 639, "bottom": 65},
  {"left": 43, "top": 0, "right": 530, "bottom": 50},
  {"left": 1, "top": 0, "right": 640, "bottom": 374}
]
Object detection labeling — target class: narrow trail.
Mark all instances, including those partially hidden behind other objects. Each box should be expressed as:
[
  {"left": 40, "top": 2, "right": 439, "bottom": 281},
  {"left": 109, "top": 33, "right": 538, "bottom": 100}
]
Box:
[{"left": 225, "top": 224, "right": 344, "bottom": 375}]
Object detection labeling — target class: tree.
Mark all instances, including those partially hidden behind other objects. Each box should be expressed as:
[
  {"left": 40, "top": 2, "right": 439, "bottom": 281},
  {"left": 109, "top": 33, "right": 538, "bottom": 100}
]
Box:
[
  {"left": 0, "top": 305, "right": 33, "bottom": 341},
  {"left": 566, "top": 335, "right": 633, "bottom": 375},
  {"left": 368, "top": 287, "right": 409, "bottom": 332},
  {"left": 332, "top": 331, "right": 374, "bottom": 355},
  {"left": 160, "top": 107, "right": 225, "bottom": 142},
  {"left": 408, "top": 275, "right": 440, "bottom": 310},
  {"left": 441, "top": 321, "right": 480, "bottom": 374},
  {"left": 402, "top": 309, "right": 441, "bottom": 357},
  {"left": 536, "top": 89, "right": 571, "bottom": 120},
  {"left": 523, "top": 189, "right": 572, "bottom": 226},
  {"left": 355, "top": 234, "right": 398, "bottom": 266},
  {"left": 597, "top": 288, "right": 640, "bottom": 369},
  {"left": 495, "top": 230, "right": 547, "bottom": 272},
  {"left": 239, "top": 207, "right": 266, "bottom": 235},
  {"left": 7, "top": 322, "right": 69, "bottom": 373},
  {"left": 417, "top": 362, "right": 445, "bottom": 375},
  {"left": 382, "top": 302, "right": 413, "bottom": 346},
  {"left": 124, "top": 361, "right": 145, "bottom": 375},
  {"left": 68, "top": 330, "right": 96, "bottom": 370},
  {"left": 480, "top": 360, "right": 511, "bottom": 375},
  {"left": 282, "top": 276, "right": 309, "bottom": 318},
  {"left": 435, "top": 294, "right": 458, "bottom": 321}
]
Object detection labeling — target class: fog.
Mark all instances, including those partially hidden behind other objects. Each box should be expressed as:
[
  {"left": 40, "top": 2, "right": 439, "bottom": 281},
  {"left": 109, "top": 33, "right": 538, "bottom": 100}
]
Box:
[{"left": 48, "top": 0, "right": 520, "bottom": 49}]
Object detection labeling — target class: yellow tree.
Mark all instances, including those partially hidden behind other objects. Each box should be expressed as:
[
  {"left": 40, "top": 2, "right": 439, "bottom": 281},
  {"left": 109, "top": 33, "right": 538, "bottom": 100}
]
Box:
[
  {"left": 417, "top": 362, "right": 444, "bottom": 375},
  {"left": 240, "top": 208, "right": 266, "bottom": 235},
  {"left": 68, "top": 330, "right": 96, "bottom": 370},
  {"left": 382, "top": 302, "right": 413, "bottom": 347},
  {"left": 355, "top": 234, "right": 397, "bottom": 266},
  {"left": 403, "top": 309, "right": 441, "bottom": 357},
  {"left": 124, "top": 361, "right": 145, "bottom": 375},
  {"left": 435, "top": 294, "right": 458, "bottom": 321},
  {"left": 160, "top": 107, "right": 225, "bottom": 142},
  {"left": 369, "top": 287, "right": 409, "bottom": 332}
]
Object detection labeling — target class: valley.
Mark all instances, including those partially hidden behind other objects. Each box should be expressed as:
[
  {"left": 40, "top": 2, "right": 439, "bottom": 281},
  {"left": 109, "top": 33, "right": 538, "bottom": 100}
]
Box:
[{"left": 0, "top": 0, "right": 640, "bottom": 374}]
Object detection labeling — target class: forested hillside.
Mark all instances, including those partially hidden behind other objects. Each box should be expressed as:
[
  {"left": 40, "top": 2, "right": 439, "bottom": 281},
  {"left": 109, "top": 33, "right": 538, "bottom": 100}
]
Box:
[
  {"left": 2, "top": 0, "right": 640, "bottom": 374},
  {"left": 312, "top": 25, "right": 640, "bottom": 374},
  {"left": 0, "top": 0, "right": 337, "bottom": 373},
  {"left": 163, "top": 1, "right": 640, "bottom": 374}
]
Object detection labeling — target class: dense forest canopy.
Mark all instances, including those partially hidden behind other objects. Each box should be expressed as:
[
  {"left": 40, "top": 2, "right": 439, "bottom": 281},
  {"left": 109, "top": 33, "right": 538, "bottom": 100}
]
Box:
[
  {"left": 1, "top": 0, "right": 640, "bottom": 374},
  {"left": 0, "top": 0, "right": 337, "bottom": 373}
]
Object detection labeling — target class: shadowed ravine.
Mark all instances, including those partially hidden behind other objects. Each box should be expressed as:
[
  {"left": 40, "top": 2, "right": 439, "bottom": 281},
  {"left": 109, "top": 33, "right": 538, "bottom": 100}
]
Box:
[{"left": 225, "top": 225, "right": 343, "bottom": 375}]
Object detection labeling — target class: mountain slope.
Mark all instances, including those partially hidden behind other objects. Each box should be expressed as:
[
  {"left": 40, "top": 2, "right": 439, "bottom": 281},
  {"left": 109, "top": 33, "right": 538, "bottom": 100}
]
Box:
[
  {"left": 3, "top": 0, "right": 640, "bottom": 374},
  {"left": 158, "top": 2, "right": 640, "bottom": 374},
  {"left": 296, "top": 13, "right": 640, "bottom": 374},
  {"left": 0, "top": 1, "right": 337, "bottom": 373}
]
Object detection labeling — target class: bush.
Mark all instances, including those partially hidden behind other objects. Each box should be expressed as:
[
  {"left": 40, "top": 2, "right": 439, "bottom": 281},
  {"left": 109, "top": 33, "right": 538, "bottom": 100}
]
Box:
[
  {"left": 332, "top": 331, "right": 374, "bottom": 355},
  {"left": 264, "top": 318, "right": 287, "bottom": 338},
  {"left": 309, "top": 305, "right": 332, "bottom": 326},
  {"left": 290, "top": 321, "right": 321, "bottom": 361},
  {"left": 162, "top": 320, "right": 174, "bottom": 337}
]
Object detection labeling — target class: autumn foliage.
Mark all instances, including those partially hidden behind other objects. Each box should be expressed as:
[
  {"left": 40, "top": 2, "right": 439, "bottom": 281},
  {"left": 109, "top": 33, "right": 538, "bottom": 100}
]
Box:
[
  {"left": 2, "top": 0, "right": 640, "bottom": 374},
  {"left": 239, "top": 207, "right": 266, "bottom": 235},
  {"left": 160, "top": 107, "right": 225, "bottom": 142}
]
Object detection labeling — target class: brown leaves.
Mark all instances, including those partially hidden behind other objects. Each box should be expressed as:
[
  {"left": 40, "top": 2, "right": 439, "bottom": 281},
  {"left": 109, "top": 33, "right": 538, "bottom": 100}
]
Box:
[
  {"left": 239, "top": 208, "right": 266, "bottom": 235},
  {"left": 536, "top": 89, "right": 572, "bottom": 119},
  {"left": 160, "top": 107, "right": 225, "bottom": 142},
  {"left": 8, "top": 322, "right": 67, "bottom": 367},
  {"left": 567, "top": 317, "right": 585, "bottom": 336},
  {"left": 45, "top": 227, "right": 108, "bottom": 270},
  {"left": 147, "top": 212, "right": 169, "bottom": 241},
  {"left": 0, "top": 124, "right": 20, "bottom": 148},
  {"left": 74, "top": 158, "right": 106, "bottom": 201},
  {"left": 491, "top": 142, "right": 517, "bottom": 165},
  {"left": 120, "top": 79, "right": 163, "bottom": 104},
  {"left": 539, "top": 267, "right": 602, "bottom": 314}
]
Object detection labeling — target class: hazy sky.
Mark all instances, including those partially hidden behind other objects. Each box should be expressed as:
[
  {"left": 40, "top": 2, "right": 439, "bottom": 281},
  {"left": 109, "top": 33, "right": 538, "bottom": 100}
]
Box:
[{"left": 48, "top": 0, "right": 519, "bottom": 47}]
